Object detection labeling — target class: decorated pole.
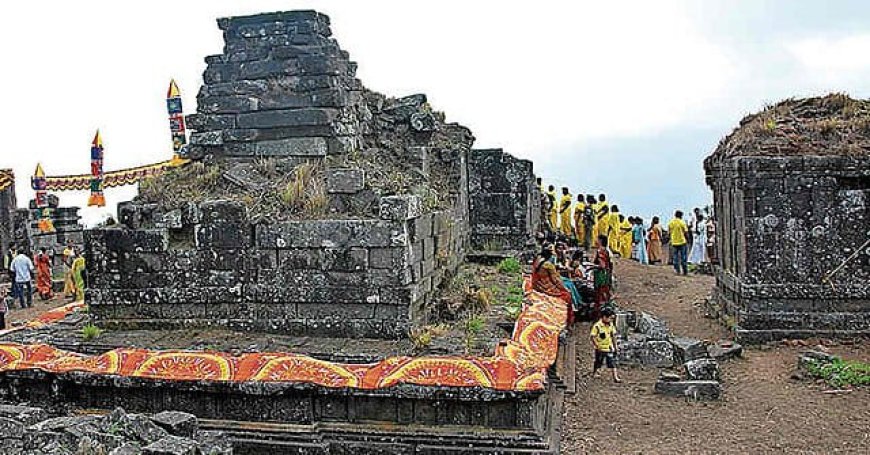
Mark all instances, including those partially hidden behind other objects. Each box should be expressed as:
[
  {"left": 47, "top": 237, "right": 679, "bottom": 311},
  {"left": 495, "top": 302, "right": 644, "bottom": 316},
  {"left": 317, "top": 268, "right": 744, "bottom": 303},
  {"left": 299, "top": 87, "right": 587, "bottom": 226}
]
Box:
[
  {"left": 31, "top": 163, "right": 55, "bottom": 233},
  {"left": 87, "top": 130, "right": 105, "bottom": 207},
  {"left": 167, "top": 79, "right": 187, "bottom": 160}
]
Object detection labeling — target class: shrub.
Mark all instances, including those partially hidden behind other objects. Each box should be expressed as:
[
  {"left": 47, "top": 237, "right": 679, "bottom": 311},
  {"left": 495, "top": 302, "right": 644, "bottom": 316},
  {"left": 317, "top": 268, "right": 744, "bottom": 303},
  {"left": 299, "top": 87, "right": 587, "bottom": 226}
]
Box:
[
  {"left": 464, "top": 287, "right": 494, "bottom": 313},
  {"left": 805, "top": 357, "right": 870, "bottom": 389},
  {"left": 465, "top": 316, "right": 486, "bottom": 334},
  {"left": 497, "top": 258, "right": 522, "bottom": 275},
  {"left": 81, "top": 324, "right": 103, "bottom": 341}
]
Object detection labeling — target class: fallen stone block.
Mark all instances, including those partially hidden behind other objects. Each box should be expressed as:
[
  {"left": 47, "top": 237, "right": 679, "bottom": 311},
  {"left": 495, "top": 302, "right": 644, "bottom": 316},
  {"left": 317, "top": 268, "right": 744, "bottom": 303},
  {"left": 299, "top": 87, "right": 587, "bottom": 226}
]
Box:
[
  {"left": 616, "top": 338, "right": 674, "bottom": 368},
  {"left": 151, "top": 411, "right": 199, "bottom": 438},
  {"left": 654, "top": 380, "right": 722, "bottom": 401},
  {"left": 379, "top": 195, "right": 422, "bottom": 221},
  {"left": 636, "top": 312, "right": 669, "bottom": 340},
  {"left": 708, "top": 340, "right": 743, "bottom": 361},
  {"left": 684, "top": 358, "right": 721, "bottom": 381},
  {"left": 670, "top": 336, "right": 709, "bottom": 364}
]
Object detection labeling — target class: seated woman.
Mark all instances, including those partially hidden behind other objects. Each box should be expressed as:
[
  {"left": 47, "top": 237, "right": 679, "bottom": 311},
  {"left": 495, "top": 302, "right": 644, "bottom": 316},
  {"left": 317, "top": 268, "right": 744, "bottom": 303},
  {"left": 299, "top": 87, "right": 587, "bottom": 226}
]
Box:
[{"left": 532, "top": 245, "right": 575, "bottom": 325}]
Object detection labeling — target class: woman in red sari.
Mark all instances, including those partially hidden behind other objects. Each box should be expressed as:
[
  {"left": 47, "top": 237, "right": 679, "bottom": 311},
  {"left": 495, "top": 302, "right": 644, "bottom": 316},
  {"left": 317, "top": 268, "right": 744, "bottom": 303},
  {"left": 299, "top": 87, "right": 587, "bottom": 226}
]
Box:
[
  {"left": 591, "top": 235, "right": 613, "bottom": 321},
  {"left": 532, "top": 245, "right": 575, "bottom": 325},
  {"left": 35, "top": 248, "right": 53, "bottom": 301}
]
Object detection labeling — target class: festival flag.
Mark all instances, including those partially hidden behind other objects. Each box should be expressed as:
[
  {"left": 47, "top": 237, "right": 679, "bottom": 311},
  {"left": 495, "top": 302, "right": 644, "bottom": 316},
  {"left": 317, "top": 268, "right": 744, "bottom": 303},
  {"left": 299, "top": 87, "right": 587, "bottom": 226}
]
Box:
[
  {"left": 87, "top": 130, "right": 105, "bottom": 207},
  {"left": 31, "top": 163, "right": 55, "bottom": 233},
  {"left": 167, "top": 79, "right": 187, "bottom": 159}
]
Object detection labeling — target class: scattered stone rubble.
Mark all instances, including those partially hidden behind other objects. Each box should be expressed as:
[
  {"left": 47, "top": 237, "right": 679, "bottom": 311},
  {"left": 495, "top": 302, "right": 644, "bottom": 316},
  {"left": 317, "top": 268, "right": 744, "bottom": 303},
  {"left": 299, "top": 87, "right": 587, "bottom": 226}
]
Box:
[
  {"left": 0, "top": 405, "right": 230, "bottom": 455},
  {"left": 615, "top": 309, "right": 742, "bottom": 401}
]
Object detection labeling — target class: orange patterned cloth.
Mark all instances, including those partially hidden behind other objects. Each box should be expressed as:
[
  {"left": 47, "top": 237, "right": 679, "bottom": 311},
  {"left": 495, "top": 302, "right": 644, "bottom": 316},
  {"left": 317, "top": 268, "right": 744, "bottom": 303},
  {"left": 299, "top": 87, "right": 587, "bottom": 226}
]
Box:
[{"left": 0, "top": 281, "right": 568, "bottom": 392}]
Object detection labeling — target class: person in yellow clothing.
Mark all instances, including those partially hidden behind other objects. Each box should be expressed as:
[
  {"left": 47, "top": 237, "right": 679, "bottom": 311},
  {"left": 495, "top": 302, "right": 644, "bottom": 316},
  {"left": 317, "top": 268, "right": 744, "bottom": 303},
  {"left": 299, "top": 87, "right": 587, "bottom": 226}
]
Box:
[
  {"left": 558, "top": 187, "right": 573, "bottom": 237},
  {"left": 590, "top": 307, "right": 621, "bottom": 382},
  {"left": 71, "top": 253, "right": 87, "bottom": 301},
  {"left": 608, "top": 205, "right": 622, "bottom": 254},
  {"left": 546, "top": 185, "right": 558, "bottom": 232},
  {"left": 573, "top": 194, "right": 586, "bottom": 245},
  {"left": 617, "top": 215, "right": 632, "bottom": 258},
  {"left": 592, "top": 205, "right": 609, "bottom": 243},
  {"left": 667, "top": 210, "right": 689, "bottom": 275}
]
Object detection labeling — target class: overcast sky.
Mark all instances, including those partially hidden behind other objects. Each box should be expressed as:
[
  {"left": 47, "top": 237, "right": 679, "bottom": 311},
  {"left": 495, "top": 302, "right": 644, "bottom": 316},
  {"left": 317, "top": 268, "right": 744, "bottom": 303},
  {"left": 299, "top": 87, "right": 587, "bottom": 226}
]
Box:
[{"left": 3, "top": 0, "right": 870, "bottom": 224}]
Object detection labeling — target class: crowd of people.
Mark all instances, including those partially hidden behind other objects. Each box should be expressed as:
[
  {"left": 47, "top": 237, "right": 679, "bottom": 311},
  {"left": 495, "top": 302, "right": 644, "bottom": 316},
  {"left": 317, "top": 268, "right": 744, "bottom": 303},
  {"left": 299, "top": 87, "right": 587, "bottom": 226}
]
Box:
[
  {"left": 0, "top": 242, "right": 86, "bottom": 329},
  {"left": 531, "top": 180, "right": 718, "bottom": 382}
]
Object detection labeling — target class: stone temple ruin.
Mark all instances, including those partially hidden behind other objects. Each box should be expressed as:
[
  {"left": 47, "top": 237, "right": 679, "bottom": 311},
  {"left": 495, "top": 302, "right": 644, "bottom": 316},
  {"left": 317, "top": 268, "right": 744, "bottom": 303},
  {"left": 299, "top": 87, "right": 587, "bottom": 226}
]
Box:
[
  {"left": 705, "top": 94, "right": 870, "bottom": 342},
  {"left": 0, "top": 10, "right": 571, "bottom": 454}
]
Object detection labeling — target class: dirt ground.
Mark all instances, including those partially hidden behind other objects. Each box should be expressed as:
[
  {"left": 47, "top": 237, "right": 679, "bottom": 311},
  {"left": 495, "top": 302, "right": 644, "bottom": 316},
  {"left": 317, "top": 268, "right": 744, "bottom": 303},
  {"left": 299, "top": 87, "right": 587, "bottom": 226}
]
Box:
[
  {"left": 562, "top": 259, "right": 870, "bottom": 454},
  {"left": 5, "top": 291, "right": 71, "bottom": 326}
]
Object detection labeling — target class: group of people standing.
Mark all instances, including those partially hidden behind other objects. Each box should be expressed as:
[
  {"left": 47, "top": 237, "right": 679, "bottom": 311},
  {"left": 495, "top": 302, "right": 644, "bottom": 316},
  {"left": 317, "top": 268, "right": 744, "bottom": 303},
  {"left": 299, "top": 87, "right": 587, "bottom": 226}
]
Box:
[
  {"left": 539, "top": 181, "right": 665, "bottom": 265},
  {"left": 0, "top": 243, "right": 86, "bottom": 328}
]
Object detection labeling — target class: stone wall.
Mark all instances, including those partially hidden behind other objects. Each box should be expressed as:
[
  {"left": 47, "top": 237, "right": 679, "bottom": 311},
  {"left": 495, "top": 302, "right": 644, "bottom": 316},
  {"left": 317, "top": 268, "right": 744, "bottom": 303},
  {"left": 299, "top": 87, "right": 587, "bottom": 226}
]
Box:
[
  {"left": 468, "top": 149, "right": 539, "bottom": 251},
  {"left": 87, "top": 197, "right": 466, "bottom": 339},
  {"left": 705, "top": 155, "right": 870, "bottom": 342},
  {"left": 0, "top": 170, "right": 15, "bottom": 258}
]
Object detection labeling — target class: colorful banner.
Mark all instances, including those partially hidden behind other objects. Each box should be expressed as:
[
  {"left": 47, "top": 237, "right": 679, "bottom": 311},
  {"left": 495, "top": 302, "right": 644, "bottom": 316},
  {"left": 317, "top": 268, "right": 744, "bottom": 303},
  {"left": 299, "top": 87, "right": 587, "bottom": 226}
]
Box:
[
  {"left": 87, "top": 130, "right": 105, "bottom": 207},
  {"left": 167, "top": 79, "right": 187, "bottom": 158},
  {"left": 0, "top": 283, "right": 567, "bottom": 392},
  {"left": 0, "top": 169, "right": 13, "bottom": 193},
  {"left": 30, "top": 164, "right": 54, "bottom": 233}
]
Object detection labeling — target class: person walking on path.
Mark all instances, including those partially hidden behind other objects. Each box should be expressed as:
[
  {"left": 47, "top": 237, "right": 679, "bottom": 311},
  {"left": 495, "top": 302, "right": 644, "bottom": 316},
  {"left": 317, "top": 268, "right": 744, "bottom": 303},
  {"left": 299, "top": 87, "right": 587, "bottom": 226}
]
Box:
[
  {"left": 668, "top": 210, "right": 689, "bottom": 275},
  {"left": 71, "top": 252, "right": 87, "bottom": 302},
  {"left": 9, "top": 250, "right": 35, "bottom": 308}
]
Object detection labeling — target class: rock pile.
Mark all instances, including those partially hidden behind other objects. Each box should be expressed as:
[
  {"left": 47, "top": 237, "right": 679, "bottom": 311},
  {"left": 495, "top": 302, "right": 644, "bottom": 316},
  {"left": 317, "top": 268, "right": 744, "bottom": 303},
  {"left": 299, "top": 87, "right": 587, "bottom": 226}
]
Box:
[
  {"left": 614, "top": 310, "right": 742, "bottom": 401},
  {"left": 0, "top": 405, "right": 230, "bottom": 455}
]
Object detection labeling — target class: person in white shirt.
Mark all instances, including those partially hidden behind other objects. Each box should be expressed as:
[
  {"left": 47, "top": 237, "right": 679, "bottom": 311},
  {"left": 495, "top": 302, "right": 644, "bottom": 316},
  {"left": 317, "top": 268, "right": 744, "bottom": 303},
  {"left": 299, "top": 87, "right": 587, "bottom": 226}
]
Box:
[{"left": 9, "top": 252, "right": 35, "bottom": 308}]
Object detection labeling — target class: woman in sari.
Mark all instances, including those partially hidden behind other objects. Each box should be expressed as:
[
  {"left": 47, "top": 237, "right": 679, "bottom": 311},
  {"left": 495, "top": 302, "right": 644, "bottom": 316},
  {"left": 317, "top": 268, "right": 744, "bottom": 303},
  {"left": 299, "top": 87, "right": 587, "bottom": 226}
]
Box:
[
  {"left": 532, "top": 245, "right": 575, "bottom": 325},
  {"left": 71, "top": 253, "right": 86, "bottom": 301},
  {"left": 591, "top": 235, "right": 613, "bottom": 321},
  {"left": 618, "top": 215, "right": 633, "bottom": 259},
  {"left": 647, "top": 216, "right": 663, "bottom": 264},
  {"left": 35, "top": 248, "right": 53, "bottom": 300}
]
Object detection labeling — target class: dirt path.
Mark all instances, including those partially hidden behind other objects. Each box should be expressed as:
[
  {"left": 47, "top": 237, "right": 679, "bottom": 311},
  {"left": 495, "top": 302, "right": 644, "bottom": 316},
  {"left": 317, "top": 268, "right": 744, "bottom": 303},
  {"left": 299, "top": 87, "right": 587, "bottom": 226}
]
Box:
[
  {"left": 5, "top": 293, "right": 72, "bottom": 326},
  {"left": 562, "top": 259, "right": 870, "bottom": 454}
]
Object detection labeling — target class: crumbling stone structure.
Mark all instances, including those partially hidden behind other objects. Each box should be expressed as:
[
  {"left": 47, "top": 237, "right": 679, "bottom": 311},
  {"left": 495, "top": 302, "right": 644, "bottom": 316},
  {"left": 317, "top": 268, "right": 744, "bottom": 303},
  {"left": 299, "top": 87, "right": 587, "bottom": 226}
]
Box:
[
  {"left": 86, "top": 11, "right": 537, "bottom": 340},
  {"left": 468, "top": 149, "right": 540, "bottom": 251},
  {"left": 705, "top": 95, "right": 870, "bottom": 342},
  {"left": 0, "top": 170, "right": 15, "bottom": 257},
  {"left": 14, "top": 198, "right": 84, "bottom": 279}
]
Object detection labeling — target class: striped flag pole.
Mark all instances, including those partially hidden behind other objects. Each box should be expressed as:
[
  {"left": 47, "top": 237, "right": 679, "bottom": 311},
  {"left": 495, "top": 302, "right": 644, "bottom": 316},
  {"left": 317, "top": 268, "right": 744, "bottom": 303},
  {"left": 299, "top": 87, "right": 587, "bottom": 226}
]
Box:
[
  {"left": 167, "top": 79, "right": 187, "bottom": 161},
  {"left": 87, "top": 130, "right": 105, "bottom": 207}
]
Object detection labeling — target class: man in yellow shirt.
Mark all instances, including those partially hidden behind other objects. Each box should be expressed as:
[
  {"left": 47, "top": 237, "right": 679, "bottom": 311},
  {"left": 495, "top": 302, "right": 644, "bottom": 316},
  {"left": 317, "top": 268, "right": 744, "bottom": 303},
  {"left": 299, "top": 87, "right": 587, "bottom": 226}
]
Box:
[
  {"left": 559, "top": 187, "right": 573, "bottom": 237},
  {"left": 590, "top": 307, "right": 620, "bottom": 382},
  {"left": 546, "top": 185, "right": 558, "bottom": 232},
  {"left": 667, "top": 210, "right": 689, "bottom": 275}
]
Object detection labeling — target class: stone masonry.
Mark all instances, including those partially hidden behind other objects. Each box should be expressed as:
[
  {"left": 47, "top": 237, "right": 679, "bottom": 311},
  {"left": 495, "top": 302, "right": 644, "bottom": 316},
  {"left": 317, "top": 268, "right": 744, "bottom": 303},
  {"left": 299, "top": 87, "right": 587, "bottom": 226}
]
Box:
[
  {"left": 85, "top": 11, "right": 537, "bottom": 339},
  {"left": 468, "top": 149, "right": 540, "bottom": 251},
  {"left": 0, "top": 170, "right": 15, "bottom": 259},
  {"left": 705, "top": 96, "right": 870, "bottom": 342}
]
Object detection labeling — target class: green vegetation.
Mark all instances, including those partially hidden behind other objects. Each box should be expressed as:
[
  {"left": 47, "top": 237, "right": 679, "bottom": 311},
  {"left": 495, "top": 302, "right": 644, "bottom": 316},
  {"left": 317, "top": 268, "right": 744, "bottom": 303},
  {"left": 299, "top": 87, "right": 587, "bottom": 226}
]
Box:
[
  {"left": 409, "top": 324, "right": 449, "bottom": 350},
  {"left": 497, "top": 257, "right": 522, "bottom": 275},
  {"left": 81, "top": 324, "right": 103, "bottom": 341},
  {"left": 805, "top": 357, "right": 870, "bottom": 389}
]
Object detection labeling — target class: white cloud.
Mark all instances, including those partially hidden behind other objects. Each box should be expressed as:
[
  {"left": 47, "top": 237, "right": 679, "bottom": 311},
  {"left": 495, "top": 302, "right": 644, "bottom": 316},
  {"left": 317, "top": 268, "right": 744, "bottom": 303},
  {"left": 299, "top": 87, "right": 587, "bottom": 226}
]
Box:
[{"left": 788, "top": 34, "right": 870, "bottom": 72}]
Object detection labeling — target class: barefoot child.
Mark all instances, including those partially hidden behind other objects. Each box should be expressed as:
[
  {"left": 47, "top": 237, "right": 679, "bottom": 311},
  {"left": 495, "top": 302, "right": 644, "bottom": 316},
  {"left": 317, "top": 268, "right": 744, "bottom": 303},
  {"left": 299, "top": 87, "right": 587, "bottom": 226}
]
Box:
[{"left": 590, "top": 307, "right": 621, "bottom": 382}]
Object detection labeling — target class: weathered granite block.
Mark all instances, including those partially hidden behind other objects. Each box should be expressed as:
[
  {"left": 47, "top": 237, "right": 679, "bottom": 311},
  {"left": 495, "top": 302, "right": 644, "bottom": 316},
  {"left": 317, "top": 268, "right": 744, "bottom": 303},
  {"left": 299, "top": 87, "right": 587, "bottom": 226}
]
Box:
[
  {"left": 379, "top": 196, "right": 422, "bottom": 221},
  {"left": 684, "top": 358, "right": 720, "bottom": 381},
  {"left": 326, "top": 168, "right": 365, "bottom": 194}
]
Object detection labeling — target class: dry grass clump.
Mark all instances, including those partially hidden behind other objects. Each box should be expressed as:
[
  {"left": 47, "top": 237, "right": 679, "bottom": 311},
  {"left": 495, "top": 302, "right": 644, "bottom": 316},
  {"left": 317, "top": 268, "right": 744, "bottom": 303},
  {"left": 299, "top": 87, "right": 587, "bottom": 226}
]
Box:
[{"left": 710, "top": 93, "right": 870, "bottom": 160}]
